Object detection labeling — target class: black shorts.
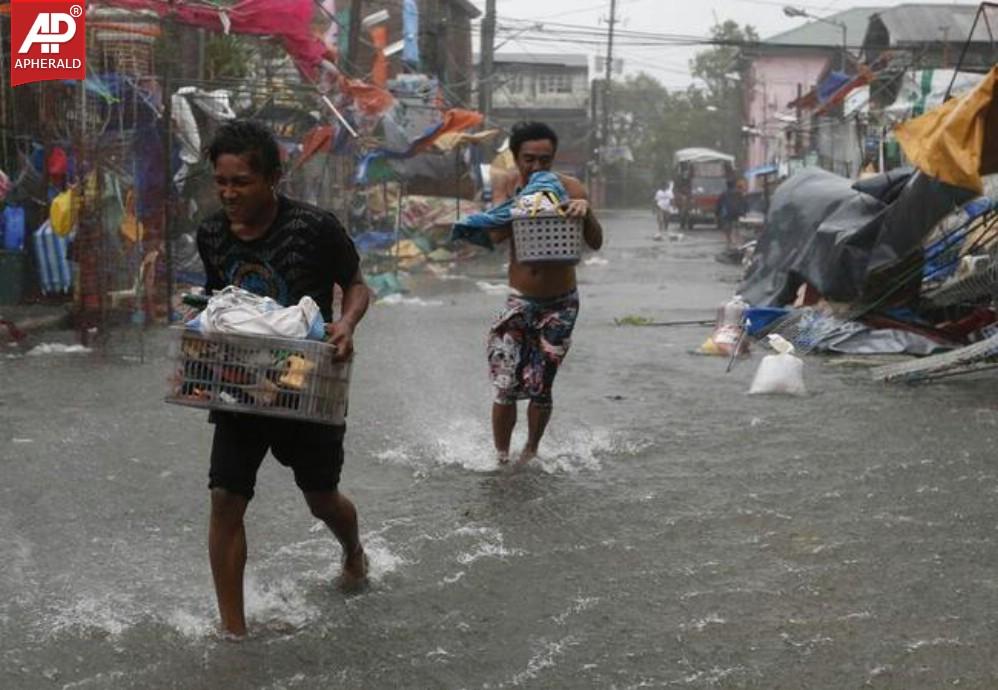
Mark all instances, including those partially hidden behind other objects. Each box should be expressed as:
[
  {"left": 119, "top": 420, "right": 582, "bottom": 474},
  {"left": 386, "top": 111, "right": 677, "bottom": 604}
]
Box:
[{"left": 208, "top": 413, "right": 346, "bottom": 500}]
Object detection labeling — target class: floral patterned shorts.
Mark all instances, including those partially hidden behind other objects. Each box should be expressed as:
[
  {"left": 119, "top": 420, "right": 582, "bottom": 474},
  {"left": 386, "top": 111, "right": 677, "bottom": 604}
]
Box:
[{"left": 487, "top": 289, "right": 579, "bottom": 406}]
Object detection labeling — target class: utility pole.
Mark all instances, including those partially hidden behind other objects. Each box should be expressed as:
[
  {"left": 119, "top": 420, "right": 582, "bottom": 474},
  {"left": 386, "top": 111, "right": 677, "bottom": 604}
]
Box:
[
  {"left": 795, "top": 83, "right": 803, "bottom": 157},
  {"left": 600, "top": 0, "right": 618, "bottom": 152},
  {"left": 588, "top": 75, "right": 599, "bottom": 200},
  {"left": 478, "top": 0, "right": 496, "bottom": 121},
  {"left": 346, "top": 0, "right": 364, "bottom": 76}
]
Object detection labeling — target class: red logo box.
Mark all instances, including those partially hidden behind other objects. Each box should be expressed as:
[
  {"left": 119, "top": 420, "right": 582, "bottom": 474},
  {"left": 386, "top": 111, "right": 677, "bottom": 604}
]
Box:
[{"left": 10, "top": 0, "right": 86, "bottom": 87}]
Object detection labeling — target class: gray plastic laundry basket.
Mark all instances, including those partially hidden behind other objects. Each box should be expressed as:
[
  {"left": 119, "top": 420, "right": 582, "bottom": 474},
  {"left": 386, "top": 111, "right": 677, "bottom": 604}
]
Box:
[
  {"left": 165, "top": 328, "right": 351, "bottom": 425},
  {"left": 512, "top": 213, "right": 583, "bottom": 264}
]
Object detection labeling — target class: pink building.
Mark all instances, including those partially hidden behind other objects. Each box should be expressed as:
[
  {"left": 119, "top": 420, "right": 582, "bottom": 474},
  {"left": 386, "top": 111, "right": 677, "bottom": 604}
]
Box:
[{"left": 741, "top": 7, "right": 884, "bottom": 176}]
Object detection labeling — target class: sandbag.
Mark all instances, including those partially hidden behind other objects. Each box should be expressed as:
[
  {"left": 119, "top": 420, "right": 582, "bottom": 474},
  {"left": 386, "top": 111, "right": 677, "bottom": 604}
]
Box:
[{"left": 749, "top": 335, "right": 807, "bottom": 396}]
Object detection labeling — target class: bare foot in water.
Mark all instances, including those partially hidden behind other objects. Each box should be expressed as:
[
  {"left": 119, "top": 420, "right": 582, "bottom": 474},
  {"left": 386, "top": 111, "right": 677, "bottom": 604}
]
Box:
[
  {"left": 217, "top": 627, "right": 247, "bottom": 642},
  {"left": 516, "top": 448, "right": 537, "bottom": 465},
  {"left": 338, "top": 546, "right": 369, "bottom": 592}
]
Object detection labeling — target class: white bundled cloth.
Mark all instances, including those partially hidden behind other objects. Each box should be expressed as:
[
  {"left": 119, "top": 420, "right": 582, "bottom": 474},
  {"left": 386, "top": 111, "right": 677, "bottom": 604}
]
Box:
[
  {"left": 511, "top": 190, "right": 563, "bottom": 218},
  {"left": 189, "top": 286, "right": 326, "bottom": 341},
  {"left": 748, "top": 334, "right": 807, "bottom": 396}
]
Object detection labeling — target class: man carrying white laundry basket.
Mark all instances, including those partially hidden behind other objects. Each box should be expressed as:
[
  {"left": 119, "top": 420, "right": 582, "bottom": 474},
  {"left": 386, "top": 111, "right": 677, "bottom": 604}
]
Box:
[
  {"left": 196, "top": 120, "right": 370, "bottom": 638},
  {"left": 487, "top": 121, "right": 604, "bottom": 465}
]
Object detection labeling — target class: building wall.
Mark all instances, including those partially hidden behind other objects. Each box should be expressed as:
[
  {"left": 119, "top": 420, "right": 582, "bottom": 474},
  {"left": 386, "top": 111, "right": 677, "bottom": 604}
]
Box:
[
  {"left": 488, "top": 62, "right": 591, "bottom": 178},
  {"left": 813, "top": 116, "right": 863, "bottom": 178},
  {"left": 744, "top": 53, "right": 831, "bottom": 172},
  {"left": 491, "top": 64, "right": 590, "bottom": 112}
]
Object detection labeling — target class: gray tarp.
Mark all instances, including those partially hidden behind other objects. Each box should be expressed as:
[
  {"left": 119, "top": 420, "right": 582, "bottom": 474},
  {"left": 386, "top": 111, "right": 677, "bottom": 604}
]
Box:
[{"left": 740, "top": 167, "right": 975, "bottom": 306}]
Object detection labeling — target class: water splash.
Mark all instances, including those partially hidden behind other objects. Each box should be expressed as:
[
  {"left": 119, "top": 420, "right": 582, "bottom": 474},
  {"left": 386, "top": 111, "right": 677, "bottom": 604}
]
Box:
[
  {"left": 476, "top": 281, "right": 513, "bottom": 295},
  {"left": 46, "top": 593, "right": 137, "bottom": 639},
  {"left": 242, "top": 573, "right": 317, "bottom": 631},
  {"left": 373, "top": 416, "right": 647, "bottom": 476},
  {"left": 377, "top": 294, "right": 444, "bottom": 307},
  {"left": 164, "top": 608, "right": 214, "bottom": 638},
  {"left": 26, "top": 343, "right": 93, "bottom": 356},
  {"left": 361, "top": 533, "right": 409, "bottom": 579}
]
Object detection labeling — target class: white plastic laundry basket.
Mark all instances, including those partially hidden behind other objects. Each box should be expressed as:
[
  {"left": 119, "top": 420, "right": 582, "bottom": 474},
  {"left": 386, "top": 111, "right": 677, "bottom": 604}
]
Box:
[{"left": 512, "top": 213, "right": 583, "bottom": 264}]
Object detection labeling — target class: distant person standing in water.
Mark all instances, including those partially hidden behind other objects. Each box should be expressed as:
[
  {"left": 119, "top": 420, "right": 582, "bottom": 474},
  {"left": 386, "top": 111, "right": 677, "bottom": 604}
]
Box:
[
  {"left": 716, "top": 177, "right": 747, "bottom": 250},
  {"left": 196, "top": 120, "right": 369, "bottom": 637},
  {"left": 653, "top": 180, "right": 674, "bottom": 239},
  {"left": 487, "top": 121, "right": 604, "bottom": 465}
]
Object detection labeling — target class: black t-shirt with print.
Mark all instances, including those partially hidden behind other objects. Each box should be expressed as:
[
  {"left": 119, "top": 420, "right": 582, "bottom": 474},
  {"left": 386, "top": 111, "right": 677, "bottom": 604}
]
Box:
[{"left": 196, "top": 195, "right": 359, "bottom": 322}]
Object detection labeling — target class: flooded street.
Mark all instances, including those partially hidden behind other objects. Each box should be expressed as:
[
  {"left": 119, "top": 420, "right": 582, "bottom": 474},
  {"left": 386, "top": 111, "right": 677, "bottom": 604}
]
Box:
[{"left": 4, "top": 210, "right": 998, "bottom": 688}]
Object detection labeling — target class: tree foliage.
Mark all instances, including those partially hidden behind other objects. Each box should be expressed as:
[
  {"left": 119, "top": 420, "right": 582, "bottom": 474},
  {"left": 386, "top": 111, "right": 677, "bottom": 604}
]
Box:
[
  {"left": 690, "top": 21, "right": 759, "bottom": 161},
  {"left": 604, "top": 20, "right": 760, "bottom": 202},
  {"left": 205, "top": 34, "right": 253, "bottom": 82},
  {"left": 609, "top": 75, "right": 727, "bottom": 185},
  {"left": 690, "top": 20, "right": 759, "bottom": 99}
]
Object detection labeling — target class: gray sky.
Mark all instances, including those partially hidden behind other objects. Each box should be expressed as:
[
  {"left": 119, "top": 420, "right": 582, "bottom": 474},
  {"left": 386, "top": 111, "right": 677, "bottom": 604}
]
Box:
[{"left": 470, "top": 0, "right": 985, "bottom": 89}]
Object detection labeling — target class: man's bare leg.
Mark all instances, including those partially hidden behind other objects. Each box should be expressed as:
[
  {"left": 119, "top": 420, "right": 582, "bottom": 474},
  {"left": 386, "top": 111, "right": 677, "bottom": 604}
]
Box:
[
  {"left": 492, "top": 401, "right": 517, "bottom": 464},
  {"left": 304, "top": 490, "right": 367, "bottom": 588},
  {"left": 209, "top": 488, "right": 250, "bottom": 637},
  {"left": 519, "top": 401, "right": 552, "bottom": 463},
  {"left": 722, "top": 223, "right": 735, "bottom": 250}
]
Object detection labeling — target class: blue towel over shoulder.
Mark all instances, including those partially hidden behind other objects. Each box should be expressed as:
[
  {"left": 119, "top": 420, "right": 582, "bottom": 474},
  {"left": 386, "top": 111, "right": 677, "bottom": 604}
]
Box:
[{"left": 450, "top": 171, "right": 567, "bottom": 249}]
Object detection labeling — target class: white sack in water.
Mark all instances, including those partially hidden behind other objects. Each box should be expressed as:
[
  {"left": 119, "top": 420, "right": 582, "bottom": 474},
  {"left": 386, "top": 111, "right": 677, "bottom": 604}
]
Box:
[{"left": 749, "top": 334, "right": 807, "bottom": 396}]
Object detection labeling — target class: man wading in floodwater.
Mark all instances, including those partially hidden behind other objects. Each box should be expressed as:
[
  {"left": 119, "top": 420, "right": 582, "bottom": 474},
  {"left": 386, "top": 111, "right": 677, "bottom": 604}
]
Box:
[
  {"left": 487, "top": 121, "right": 604, "bottom": 465},
  {"left": 196, "top": 120, "right": 369, "bottom": 637}
]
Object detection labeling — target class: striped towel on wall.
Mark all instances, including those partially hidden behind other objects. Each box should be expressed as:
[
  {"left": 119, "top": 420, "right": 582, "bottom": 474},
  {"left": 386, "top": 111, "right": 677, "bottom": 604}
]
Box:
[{"left": 32, "top": 221, "right": 73, "bottom": 294}]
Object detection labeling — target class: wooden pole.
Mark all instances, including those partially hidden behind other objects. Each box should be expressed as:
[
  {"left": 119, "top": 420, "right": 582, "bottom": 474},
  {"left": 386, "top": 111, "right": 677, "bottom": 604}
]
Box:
[
  {"left": 394, "top": 181, "right": 404, "bottom": 279},
  {"left": 346, "top": 0, "right": 364, "bottom": 75},
  {"left": 162, "top": 14, "right": 176, "bottom": 322},
  {"left": 477, "top": 0, "right": 496, "bottom": 120}
]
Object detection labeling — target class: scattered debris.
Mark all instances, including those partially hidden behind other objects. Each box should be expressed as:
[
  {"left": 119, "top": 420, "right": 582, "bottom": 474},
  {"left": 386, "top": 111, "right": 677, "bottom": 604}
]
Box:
[{"left": 26, "top": 343, "right": 92, "bottom": 356}]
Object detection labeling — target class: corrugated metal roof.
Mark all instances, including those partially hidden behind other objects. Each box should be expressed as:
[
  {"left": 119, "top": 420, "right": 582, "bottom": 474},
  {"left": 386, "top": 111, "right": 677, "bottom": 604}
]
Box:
[
  {"left": 764, "top": 6, "right": 885, "bottom": 47},
  {"left": 872, "top": 4, "right": 982, "bottom": 45},
  {"left": 492, "top": 53, "right": 589, "bottom": 68}
]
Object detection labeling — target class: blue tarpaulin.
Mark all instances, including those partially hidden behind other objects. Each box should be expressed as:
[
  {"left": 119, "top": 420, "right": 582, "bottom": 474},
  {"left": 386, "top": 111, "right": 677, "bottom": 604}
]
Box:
[
  {"left": 450, "top": 172, "right": 567, "bottom": 249},
  {"left": 352, "top": 230, "right": 398, "bottom": 253},
  {"left": 922, "top": 197, "right": 995, "bottom": 281},
  {"left": 818, "top": 71, "right": 851, "bottom": 103}
]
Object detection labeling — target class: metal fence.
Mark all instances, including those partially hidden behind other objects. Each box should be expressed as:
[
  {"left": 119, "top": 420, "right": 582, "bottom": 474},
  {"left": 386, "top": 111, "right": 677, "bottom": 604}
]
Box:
[{"left": 1, "top": 9, "right": 362, "bottom": 356}]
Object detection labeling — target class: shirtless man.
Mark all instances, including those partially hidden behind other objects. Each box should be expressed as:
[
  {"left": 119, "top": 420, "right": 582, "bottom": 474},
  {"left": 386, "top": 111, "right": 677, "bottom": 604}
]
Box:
[{"left": 487, "top": 121, "right": 603, "bottom": 465}]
